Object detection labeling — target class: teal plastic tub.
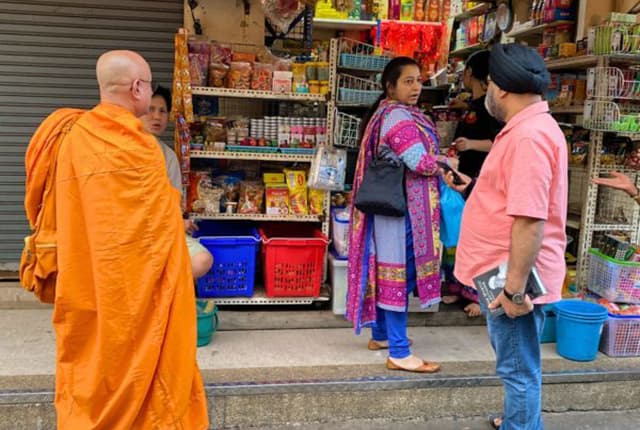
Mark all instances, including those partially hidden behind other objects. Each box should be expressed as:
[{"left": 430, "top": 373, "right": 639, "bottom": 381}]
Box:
[{"left": 196, "top": 300, "right": 219, "bottom": 347}]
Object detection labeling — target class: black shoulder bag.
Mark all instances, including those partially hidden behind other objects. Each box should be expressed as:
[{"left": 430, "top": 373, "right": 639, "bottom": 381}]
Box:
[{"left": 354, "top": 111, "right": 406, "bottom": 217}]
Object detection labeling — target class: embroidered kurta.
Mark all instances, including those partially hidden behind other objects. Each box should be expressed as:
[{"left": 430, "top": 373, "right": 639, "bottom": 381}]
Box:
[{"left": 346, "top": 100, "right": 442, "bottom": 333}]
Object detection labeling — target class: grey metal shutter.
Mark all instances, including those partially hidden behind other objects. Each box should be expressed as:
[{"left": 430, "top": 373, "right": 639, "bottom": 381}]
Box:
[{"left": 0, "top": 0, "right": 182, "bottom": 269}]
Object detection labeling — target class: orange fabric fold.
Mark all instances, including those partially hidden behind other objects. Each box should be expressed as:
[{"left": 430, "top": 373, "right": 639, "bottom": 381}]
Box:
[{"left": 52, "top": 103, "right": 208, "bottom": 430}]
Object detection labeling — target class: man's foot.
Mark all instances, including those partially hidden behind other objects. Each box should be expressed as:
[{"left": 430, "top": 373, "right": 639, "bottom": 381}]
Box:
[
  {"left": 488, "top": 413, "right": 502, "bottom": 429},
  {"left": 441, "top": 295, "right": 460, "bottom": 305},
  {"left": 386, "top": 355, "right": 441, "bottom": 373},
  {"left": 464, "top": 302, "right": 482, "bottom": 318}
]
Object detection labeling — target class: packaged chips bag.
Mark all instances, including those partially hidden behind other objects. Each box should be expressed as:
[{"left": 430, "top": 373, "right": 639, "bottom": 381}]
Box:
[{"left": 284, "top": 169, "right": 308, "bottom": 215}]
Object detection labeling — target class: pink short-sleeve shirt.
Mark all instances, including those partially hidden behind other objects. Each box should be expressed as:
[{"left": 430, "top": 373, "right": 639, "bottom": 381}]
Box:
[{"left": 454, "top": 101, "right": 568, "bottom": 304}]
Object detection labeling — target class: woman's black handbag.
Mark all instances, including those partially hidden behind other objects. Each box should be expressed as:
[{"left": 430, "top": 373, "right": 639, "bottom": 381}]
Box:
[{"left": 354, "top": 118, "right": 406, "bottom": 217}]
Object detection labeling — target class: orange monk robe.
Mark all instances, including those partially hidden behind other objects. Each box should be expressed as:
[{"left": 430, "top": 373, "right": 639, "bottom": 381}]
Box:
[{"left": 52, "top": 103, "right": 209, "bottom": 429}]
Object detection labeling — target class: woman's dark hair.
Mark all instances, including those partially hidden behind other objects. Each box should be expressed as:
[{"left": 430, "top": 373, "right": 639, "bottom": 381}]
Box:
[
  {"left": 359, "top": 57, "right": 420, "bottom": 139},
  {"left": 465, "top": 50, "right": 490, "bottom": 83},
  {"left": 153, "top": 85, "right": 172, "bottom": 113}
]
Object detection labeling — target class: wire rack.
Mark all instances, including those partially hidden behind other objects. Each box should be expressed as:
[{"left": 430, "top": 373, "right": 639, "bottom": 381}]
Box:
[
  {"left": 337, "top": 38, "right": 393, "bottom": 72},
  {"left": 596, "top": 173, "right": 640, "bottom": 225},
  {"left": 590, "top": 24, "right": 640, "bottom": 56},
  {"left": 333, "top": 110, "right": 361, "bottom": 148},
  {"left": 587, "top": 67, "right": 640, "bottom": 100},
  {"left": 583, "top": 100, "right": 640, "bottom": 134},
  {"left": 337, "top": 74, "right": 381, "bottom": 106},
  {"left": 568, "top": 166, "right": 589, "bottom": 215}
]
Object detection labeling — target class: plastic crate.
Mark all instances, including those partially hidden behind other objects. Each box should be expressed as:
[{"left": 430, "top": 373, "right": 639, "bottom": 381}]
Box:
[
  {"left": 337, "top": 74, "right": 381, "bottom": 106},
  {"left": 260, "top": 224, "right": 328, "bottom": 297},
  {"left": 600, "top": 314, "right": 640, "bottom": 357},
  {"left": 587, "top": 249, "right": 640, "bottom": 304},
  {"left": 194, "top": 221, "right": 260, "bottom": 298},
  {"left": 337, "top": 38, "right": 393, "bottom": 72},
  {"left": 338, "top": 88, "right": 381, "bottom": 105},
  {"left": 339, "top": 53, "right": 390, "bottom": 71}
]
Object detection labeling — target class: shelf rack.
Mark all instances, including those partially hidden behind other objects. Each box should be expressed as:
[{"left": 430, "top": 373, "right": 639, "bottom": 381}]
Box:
[{"left": 191, "top": 86, "right": 326, "bottom": 102}]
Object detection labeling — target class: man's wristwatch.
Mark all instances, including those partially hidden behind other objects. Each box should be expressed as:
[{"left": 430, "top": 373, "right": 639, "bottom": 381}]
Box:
[{"left": 503, "top": 288, "right": 526, "bottom": 305}]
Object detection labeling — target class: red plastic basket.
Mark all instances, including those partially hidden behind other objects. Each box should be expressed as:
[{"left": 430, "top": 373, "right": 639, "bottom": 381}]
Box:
[{"left": 259, "top": 225, "right": 328, "bottom": 297}]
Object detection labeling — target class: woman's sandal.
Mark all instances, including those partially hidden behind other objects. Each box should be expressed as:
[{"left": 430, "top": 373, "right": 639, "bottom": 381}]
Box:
[
  {"left": 368, "top": 338, "right": 413, "bottom": 351},
  {"left": 488, "top": 413, "right": 502, "bottom": 429},
  {"left": 385, "top": 358, "right": 441, "bottom": 373}
]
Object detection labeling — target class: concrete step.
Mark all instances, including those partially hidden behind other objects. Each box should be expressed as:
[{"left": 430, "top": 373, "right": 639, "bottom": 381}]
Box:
[
  {"left": 0, "top": 281, "right": 486, "bottom": 328},
  {"left": 1, "top": 310, "right": 639, "bottom": 429}
]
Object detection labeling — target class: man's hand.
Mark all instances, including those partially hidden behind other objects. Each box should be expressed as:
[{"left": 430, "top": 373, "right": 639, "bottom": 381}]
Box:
[
  {"left": 489, "top": 290, "right": 534, "bottom": 319},
  {"left": 592, "top": 171, "right": 638, "bottom": 197},
  {"left": 184, "top": 219, "right": 198, "bottom": 235},
  {"left": 453, "top": 137, "right": 475, "bottom": 152},
  {"left": 441, "top": 168, "right": 472, "bottom": 194}
]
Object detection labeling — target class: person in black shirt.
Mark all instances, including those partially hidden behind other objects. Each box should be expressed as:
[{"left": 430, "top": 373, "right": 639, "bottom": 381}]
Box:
[
  {"left": 442, "top": 50, "right": 502, "bottom": 317},
  {"left": 450, "top": 50, "right": 502, "bottom": 178}
]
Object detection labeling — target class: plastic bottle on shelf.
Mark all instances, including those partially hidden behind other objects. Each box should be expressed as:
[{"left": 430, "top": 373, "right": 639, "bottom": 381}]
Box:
[
  {"left": 400, "top": 0, "right": 413, "bottom": 21},
  {"left": 377, "top": 0, "right": 389, "bottom": 19},
  {"left": 389, "top": 0, "right": 401, "bottom": 20}
]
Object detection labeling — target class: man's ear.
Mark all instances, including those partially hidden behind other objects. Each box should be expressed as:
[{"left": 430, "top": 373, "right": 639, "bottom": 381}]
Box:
[{"left": 497, "top": 88, "right": 509, "bottom": 99}]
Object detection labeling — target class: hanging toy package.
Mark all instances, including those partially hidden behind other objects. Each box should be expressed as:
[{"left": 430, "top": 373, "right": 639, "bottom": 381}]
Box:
[
  {"left": 308, "top": 146, "right": 347, "bottom": 191},
  {"left": 261, "top": 0, "right": 301, "bottom": 32}
]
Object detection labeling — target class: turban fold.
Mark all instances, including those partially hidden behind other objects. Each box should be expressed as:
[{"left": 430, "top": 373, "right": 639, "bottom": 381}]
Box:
[{"left": 489, "top": 43, "right": 550, "bottom": 95}]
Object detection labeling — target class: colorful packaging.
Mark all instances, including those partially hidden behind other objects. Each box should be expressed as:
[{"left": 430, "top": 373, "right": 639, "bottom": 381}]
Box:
[
  {"left": 187, "top": 171, "right": 224, "bottom": 215},
  {"left": 251, "top": 63, "right": 273, "bottom": 91},
  {"left": 309, "top": 189, "right": 326, "bottom": 215},
  {"left": 227, "top": 62, "right": 252, "bottom": 89},
  {"left": 238, "top": 181, "right": 265, "bottom": 214},
  {"left": 265, "top": 184, "right": 290, "bottom": 215},
  {"left": 273, "top": 71, "right": 293, "bottom": 94},
  {"left": 263, "top": 172, "right": 285, "bottom": 184},
  {"left": 284, "top": 169, "right": 309, "bottom": 215}
]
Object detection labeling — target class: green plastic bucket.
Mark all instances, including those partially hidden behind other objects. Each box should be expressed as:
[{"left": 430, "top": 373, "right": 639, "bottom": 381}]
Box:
[{"left": 196, "top": 300, "right": 219, "bottom": 347}]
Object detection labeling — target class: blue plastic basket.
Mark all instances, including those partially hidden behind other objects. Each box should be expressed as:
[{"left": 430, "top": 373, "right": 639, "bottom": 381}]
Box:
[
  {"left": 193, "top": 221, "right": 260, "bottom": 298},
  {"left": 338, "top": 88, "right": 381, "bottom": 105},
  {"left": 339, "top": 53, "right": 390, "bottom": 71}
]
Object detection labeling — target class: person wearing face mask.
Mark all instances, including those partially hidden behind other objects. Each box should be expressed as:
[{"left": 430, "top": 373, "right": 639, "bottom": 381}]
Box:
[
  {"left": 443, "top": 44, "right": 567, "bottom": 430},
  {"left": 442, "top": 51, "right": 503, "bottom": 318},
  {"left": 347, "top": 57, "right": 453, "bottom": 373},
  {"left": 140, "top": 86, "right": 213, "bottom": 280},
  {"left": 449, "top": 50, "right": 502, "bottom": 178}
]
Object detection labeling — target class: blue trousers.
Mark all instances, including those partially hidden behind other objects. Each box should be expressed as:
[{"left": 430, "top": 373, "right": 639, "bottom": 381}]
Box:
[
  {"left": 487, "top": 305, "right": 546, "bottom": 430},
  {"left": 371, "top": 217, "right": 417, "bottom": 359}
]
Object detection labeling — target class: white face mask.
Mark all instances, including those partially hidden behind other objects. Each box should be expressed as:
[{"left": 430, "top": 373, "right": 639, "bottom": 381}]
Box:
[
  {"left": 484, "top": 88, "right": 503, "bottom": 122},
  {"left": 484, "top": 93, "right": 493, "bottom": 118}
]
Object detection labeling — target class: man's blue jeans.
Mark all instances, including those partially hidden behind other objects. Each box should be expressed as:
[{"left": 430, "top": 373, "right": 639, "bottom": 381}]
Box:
[{"left": 486, "top": 305, "right": 545, "bottom": 430}]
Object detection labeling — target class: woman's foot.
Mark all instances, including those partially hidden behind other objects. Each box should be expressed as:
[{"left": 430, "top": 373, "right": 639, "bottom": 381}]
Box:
[
  {"left": 464, "top": 302, "right": 482, "bottom": 318},
  {"left": 386, "top": 355, "right": 441, "bottom": 373},
  {"left": 368, "top": 339, "right": 413, "bottom": 350},
  {"left": 441, "top": 295, "right": 460, "bottom": 305}
]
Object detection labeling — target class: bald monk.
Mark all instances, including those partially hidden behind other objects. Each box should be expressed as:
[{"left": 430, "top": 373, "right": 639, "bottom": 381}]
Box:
[{"left": 39, "top": 51, "right": 208, "bottom": 429}]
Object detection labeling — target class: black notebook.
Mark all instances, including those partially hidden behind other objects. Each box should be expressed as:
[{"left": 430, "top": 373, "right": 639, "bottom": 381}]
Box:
[{"left": 473, "top": 262, "right": 547, "bottom": 317}]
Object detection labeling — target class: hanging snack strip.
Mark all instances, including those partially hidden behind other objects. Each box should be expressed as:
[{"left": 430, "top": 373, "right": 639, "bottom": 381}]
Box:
[
  {"left": 172, "top": 29, "right": 195, "bottom": 209},
  {"left": 172, "top": 28, "right": 194, "bottom": 123}
]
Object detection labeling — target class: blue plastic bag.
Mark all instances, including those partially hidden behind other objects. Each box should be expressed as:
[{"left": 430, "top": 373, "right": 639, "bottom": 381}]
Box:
[{"left": 439, "top": 179, "right": 465, "bottom": 248}]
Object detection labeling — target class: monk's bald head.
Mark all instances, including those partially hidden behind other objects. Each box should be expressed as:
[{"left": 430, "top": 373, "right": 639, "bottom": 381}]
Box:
[
  {"left": 96, "top": 50, "right": 153, "bottom": 117},
  {"left": 97, "top": 50, "right": 151, "bottom": 93}
]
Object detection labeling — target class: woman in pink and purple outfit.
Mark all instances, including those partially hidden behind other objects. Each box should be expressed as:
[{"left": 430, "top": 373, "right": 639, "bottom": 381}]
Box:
[{"left": 347, "top": 57, "right": 447, "bottom": 373}]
